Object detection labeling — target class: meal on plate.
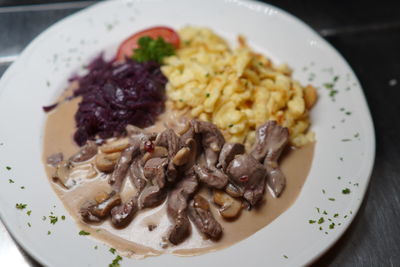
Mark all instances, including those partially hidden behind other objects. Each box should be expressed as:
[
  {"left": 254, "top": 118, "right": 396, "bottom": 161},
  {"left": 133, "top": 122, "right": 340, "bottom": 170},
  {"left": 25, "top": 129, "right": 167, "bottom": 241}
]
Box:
[{"left": 43, "top": 26, "right": 317, "bottom": 258}]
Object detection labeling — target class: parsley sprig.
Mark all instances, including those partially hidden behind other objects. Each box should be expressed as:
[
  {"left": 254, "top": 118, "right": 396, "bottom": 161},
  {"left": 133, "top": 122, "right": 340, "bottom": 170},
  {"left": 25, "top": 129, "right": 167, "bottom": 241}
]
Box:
[{"left": 132, "top": 36, "right": 175, "bottom": 64}]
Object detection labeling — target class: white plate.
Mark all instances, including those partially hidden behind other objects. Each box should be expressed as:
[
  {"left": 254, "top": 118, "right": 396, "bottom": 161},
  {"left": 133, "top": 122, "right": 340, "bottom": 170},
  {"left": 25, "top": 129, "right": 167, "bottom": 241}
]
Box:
[{"left": 0, "top": 0, "right": 375, "bottom": 266}]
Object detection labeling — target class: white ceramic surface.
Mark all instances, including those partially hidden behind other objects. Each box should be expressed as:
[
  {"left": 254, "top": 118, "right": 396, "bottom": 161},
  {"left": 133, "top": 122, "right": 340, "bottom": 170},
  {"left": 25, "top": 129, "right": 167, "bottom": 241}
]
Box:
[{"left": 0, "top": 0, "right": 375, "bottom": 266}]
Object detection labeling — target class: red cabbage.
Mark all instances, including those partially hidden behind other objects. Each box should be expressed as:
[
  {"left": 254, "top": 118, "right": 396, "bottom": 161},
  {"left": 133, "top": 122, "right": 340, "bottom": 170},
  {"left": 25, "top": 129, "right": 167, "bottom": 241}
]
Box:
[{"left": 71, "top": 55, "right": 167, "bottom": 146}]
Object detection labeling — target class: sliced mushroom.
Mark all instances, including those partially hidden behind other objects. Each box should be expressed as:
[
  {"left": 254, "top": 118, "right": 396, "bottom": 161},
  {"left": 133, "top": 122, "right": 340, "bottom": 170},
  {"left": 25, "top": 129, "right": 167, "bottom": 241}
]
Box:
[
  {"left": 141, "top": 146, "right": 168, "bottom": 164},
  {"left": 95, "top": 152, "right": 120, "bottom": 173},
  {"left": 213, "top": 190, "right": 242, "bottom": 219},
  {"left": 100, "top": 138, "right": 130, "bottom": 154},
  {"left": 172, "top": 147, "right": 191, "bottom": 166},
  {"left": 94, "top": 191, "right": 109, "bottom": 204},
  {"left": 52, "top": 161, "right": 75, "bottom": 189},
  {"left": 71, "top": 164, "right": 98, "bottom": 179},
  {"left": 225, "top": 183, "right": 243, "bottom": 198},
  {"left": 70, "top": 141, "right": 98, "bottom": 162},
  {"left": 89, "top": 191, "right": 122, "bottom": 219}
]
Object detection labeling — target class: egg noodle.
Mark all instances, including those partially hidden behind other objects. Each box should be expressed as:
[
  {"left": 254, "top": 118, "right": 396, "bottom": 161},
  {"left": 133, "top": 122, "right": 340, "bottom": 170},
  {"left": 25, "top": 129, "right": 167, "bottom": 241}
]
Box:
[{"left": 161, "top": 26, "right": 317, "bottom": 149}]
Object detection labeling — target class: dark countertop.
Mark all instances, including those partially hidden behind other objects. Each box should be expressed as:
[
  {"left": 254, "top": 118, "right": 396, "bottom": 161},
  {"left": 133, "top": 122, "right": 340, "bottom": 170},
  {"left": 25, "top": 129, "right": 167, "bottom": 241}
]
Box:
[{"left": 0, "top": 0, "right": 399, "bottom": 266}]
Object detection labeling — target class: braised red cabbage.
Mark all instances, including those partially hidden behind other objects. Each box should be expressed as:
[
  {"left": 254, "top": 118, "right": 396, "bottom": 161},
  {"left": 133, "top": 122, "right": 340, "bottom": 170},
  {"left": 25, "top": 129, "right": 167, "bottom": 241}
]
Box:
[{"left": 71, "top": 55, "right": 167, "bottom": 146}]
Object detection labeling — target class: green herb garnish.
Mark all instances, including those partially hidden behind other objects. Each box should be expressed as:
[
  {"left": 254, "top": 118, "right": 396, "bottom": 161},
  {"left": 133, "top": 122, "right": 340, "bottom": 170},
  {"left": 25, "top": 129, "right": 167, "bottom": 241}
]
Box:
[
  {"left": 6, "top": 166, "right": 11, "bottom": 170},
  {"left": 283, "top": 255, "right": 288, "bottom": 259},
  {"left": 79, "top": 230, "right": 90, "bottom": 236},
  {"left": 8, "top": 179, "right": 14, "bottom": 184},
  {"left": 61, "top": 215, "right": 66, "bottom": 220},
  {"left": 49, "top": 216, "right": 58, "bottom": 224},
  {"left": 47, "top": 231, "right": 51, "bottom": 235},
  {"left": 16, "top": 203, "right": 27, "bottom": 210},
  {"left": 309, "top": 220, "right": 316, "bottom": 224},
  {"left": 27, "top": 222, "right": 31, "bottom": 227},
  {"left": 132, "top": 36, "right": 175, "bottom": 64},
  {"left": 206, "top": 93, "right": 210, "bottom": 98},
  {"left": 26, "top": 210, "right": 32, "bottom": 216},
  {"left": 109, "top": 255, "right": 123, "bottom": 267},
  {"left": 318, "top": 217, "right": 324, "bottom": 224},
  {"left": 342, "top": 188, "right": 351, "bottom": 194},
  {"left": 334, "top": 213, "right": 339, "bottom": 218},
  {"left": 328, "top": 198, "right": 335, "bottom": 201},
  {"left": 329, "top": 223, "right": 335, "bottom": 229},
  {"left": 109, "top": 248, "right": 116, "bottom": 254}
]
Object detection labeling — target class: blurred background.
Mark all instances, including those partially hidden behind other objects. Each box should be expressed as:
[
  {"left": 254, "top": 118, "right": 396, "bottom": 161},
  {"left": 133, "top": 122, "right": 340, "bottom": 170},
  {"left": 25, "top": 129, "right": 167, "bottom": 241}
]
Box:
[{"left": 1, "top": 0, "right": 399, "bottom": 266}]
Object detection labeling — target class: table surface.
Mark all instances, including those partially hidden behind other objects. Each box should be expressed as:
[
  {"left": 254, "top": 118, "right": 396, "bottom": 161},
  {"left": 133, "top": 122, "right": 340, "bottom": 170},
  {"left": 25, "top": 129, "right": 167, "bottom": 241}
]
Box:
[{"left": 1, "top": 0, "right": 399, "bottom": 266}]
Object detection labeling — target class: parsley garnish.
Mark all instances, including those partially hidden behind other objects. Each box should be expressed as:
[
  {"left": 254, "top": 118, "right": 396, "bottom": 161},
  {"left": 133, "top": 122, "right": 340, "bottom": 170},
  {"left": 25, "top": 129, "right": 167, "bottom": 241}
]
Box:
[
  {"left": 20, "top": 186, "right": 25, "bottom": 189},
  {"left": 16, "top": 203, "right": 27, "bottom": 210},
  {"left": 42, "top": 216, "right": 46, "bottom": 221},
  {"left": 79, "top": 230, "right": 90, "bottom": 236},
  {"left": 47, "top": 231, "right": 51, "bottom": 235},
  {"left": 323, "top": 210, "right": 328, "bottom": 215},
  {"left": 49, "top": 216, "right": 58, "bottom": 224},
  {"left": 334, "top": 213, "right": 339, "bottom": 218},
  {"left": 26, "top": 210, "right": 32, "bottom": 216},
  {"left": 27, "top": 222, "right": 31, "bottom": 227},
  {"left": 109, "top": 248, "right": 116, "bottom": 254},
  {"left": 323, "top": 83, "right": 334, "bottom": 89},
  {"left": 228, "top": 124, "right": 234, "bottom": 128},
  {"left": 61, "top": 215, "right": 66, "bottom": 220},
  {"left": 6, "top": 166, "right": 11, "bottom": 170},
  {"left": 318, "top": 217, "right": 324, "bottom": 224},
  {"left": 283, "top": 255, "right": 288, "bottom": 259},
  {"left": 309, "top": 220, "right": 316, "bottom": 224},
  {"left": 8, "top": 179, "right": 14, "bottom": 184},
  {"left": 206, "top": 93, "right": 210, "bottom": 98},
  {"left": 328, "top": 198, "right": 335, "bottom": 201},
  {"left": 329, "top": 223, "right": 335, "bottom": 229},
  {"left": 342, "top": 188, "right": 351, "bottom": 194},
  {"left": 132, "top": 36, "right": 175, "bottom": 64},
  {"left": 109, "top": 255, "right": 123, "bottom": 267}
]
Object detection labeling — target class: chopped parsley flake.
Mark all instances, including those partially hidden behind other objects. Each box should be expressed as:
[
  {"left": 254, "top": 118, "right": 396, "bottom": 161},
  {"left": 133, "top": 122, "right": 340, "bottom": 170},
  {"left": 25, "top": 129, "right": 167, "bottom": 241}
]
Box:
[
  {"left": 342, "top": 188, "right": 351, "bottom": 194},
  {"left": 334, "top": 213, "right": 339, "bottom": 218},
  {"left": 61, "top": 215, "right": 66, "bottom": 220},
  {"left": 47, "top": 231, "right": 51, "bottom": 235},
  {"left": 318, "top": 217, "right": 324, "bottom": 224},
  {"left": 16, "top": 203, "right": 27, "bottom": 210},
  {"left": 27, "top": 222, "right": 31, "bottom": 227},
  {"left": 354, "top": 133, "right": 360, "bottom": 138},
  {"left": 323, "top": 210, "right": 328, "bottom": 215},
  {"left": 341, "top": 139, "right": 351, "bottom": 142},
  {"left": 340, "top": 157, "right": 343, "bottom": 161},
  {"left": 26, "top": 210, "right": 32, "bottom": 216},
  {"left": 333, "top": 76, "right": 339, "bottom": 82},
  {"left": 322, "top": 189, "right": 326, "bottom": 194},
  {"left": 228, "top": 124, "right": 234, "bottom": 128},
  {"left": 206, "top": 93, "right": 210, "bottom": 98},
  {"left": 309, "top": 220, "right": 316, "bottom": 224},
  {"left": 179, "top": 99, "right": 184, "bottom": 102},
  {"left": 20, "top": 186, "right": 25, "bottom": 189},
  {"left": 6, "top": 166, "right": 11, "bottom": 170},
  {"left": 345, "top": 111, "right": 352, "bottom": 115},
  {"left": 344, "top": 215, "right": 348, "bottom": 219},
  {"left": 329, "top": 90, "right": 338, "bottom": 97},
  {"left": 42, "top": 216, "right": 46, "bottom": 221},
  {"left": 49, "top": 216, "right": 58, "bottom": 224},
  {"left": 79, "top": 230, "right": 90, "bottom": 236},
  {"left": 329, "top": 223, "right": 335, "bottom": 229},
  {"left": 94, "top": 246, "right": 98, "bottom": 250},
  {"left": 328, "top": 198, "right": 335, "bottom": 201},
  {"left": 337, "top": 176, "right": 341, "bottom": 180},
  {"left": 323, "top": 83, "right": 334, "bottom": 89},
  {"left": 316, "top": 207, "right": 320, "bottom": 213},
  {"left": 319, "top": 226, "right": 323, "bottom": 231},
  {"left": 283, "top": 255, "right": 288, "bottom": 259},
  {"left": 109, "top": 248, "right": 116, "bottom": 254},
  {"left": 109, "top": 255, "right": 123, "bottom": 267},
  {"left": 9, "top": 179, "right": 15, "bottom": 183}
]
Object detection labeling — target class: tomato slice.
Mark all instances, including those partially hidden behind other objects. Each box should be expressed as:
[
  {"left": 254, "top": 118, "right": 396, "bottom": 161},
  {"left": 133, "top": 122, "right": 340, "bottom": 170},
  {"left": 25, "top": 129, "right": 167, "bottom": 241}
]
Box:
[{"left": 116, "top": 26, "right": 180, "bottom": 61}]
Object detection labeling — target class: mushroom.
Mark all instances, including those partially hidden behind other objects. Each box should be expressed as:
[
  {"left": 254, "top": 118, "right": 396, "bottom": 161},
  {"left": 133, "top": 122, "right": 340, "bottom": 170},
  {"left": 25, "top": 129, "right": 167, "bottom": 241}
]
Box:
[
  {"left": 89, "top": 191, "right": 122, "bottom": 219},
  {"left": 95, "top": 152, "right": 121, "bottom": 173},
  {"left": 71, "top": 164, "right": 98, "bottom": 179},
  {"left": 172, "top": 147, "right": 191, "bottom": 166},
  {"left": 52, "top": 161, "right": 75, "bottom": 189},
  {"left": 70, "top": 141, "right": 98, "bottom": 162},
  {"left": 213, "top": 190, "right": 242, "bottom": 219},
  {"left": 100, "top": 138, "right": 130, "bottom": 154},
  {"left": 142, "top": 146, "right": 168, "bottom": 164},
  {"left": 225, "top": 183, "right": 243, "bottom": 198}
]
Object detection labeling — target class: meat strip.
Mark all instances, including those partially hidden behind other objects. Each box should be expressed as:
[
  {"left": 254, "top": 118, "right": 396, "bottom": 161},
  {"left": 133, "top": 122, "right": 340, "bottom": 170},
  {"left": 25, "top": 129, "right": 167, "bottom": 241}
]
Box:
[
  {"left": 250, "top": 121, "right": 289, "bottom": 197},
  {"left": 111, "top": 196, "right": 139, "bottom": 228},
  {"left": 109, "top": 145, "right": 137, "bottom": 192},
  {"left": 193, "top": 164, "right": 228, "bottom": 189},
  {"left": 217, "top": 143, "right": 245, "bottom": 171},
  {"left": 188, "top": 194, "right": 222, "bottom": 240},
  {"left": 226, "top": 154, "right": 267, "bottom": 206},
  {"left": 167, "top": 171, "right": 198, "bottom": 245}
]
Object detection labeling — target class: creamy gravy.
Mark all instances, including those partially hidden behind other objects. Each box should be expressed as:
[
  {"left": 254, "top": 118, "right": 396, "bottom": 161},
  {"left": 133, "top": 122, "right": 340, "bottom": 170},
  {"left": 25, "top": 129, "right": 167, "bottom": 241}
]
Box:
[{"left": 42, "top": 93, "right": 315, "bottom": 259}]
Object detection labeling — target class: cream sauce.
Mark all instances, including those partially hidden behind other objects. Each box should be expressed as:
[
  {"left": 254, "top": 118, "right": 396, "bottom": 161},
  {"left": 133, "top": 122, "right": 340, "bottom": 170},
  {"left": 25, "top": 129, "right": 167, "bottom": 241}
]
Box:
[{"left": 42, "top": 93, "right": 314, "bottom": 259}]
